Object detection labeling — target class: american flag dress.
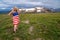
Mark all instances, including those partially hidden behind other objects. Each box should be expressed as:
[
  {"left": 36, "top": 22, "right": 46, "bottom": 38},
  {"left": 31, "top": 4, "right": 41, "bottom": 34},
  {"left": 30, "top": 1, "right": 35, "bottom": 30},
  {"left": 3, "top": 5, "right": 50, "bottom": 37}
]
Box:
[{"left": 13, "top": 15, "right": 19, "bottom": 25}]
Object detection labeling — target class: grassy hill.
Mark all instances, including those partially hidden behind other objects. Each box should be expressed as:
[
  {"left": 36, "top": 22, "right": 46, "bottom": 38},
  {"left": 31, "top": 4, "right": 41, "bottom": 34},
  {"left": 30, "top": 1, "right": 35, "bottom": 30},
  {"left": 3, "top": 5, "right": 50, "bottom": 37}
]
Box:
[{"left": 0, "top": 13, "right": 60, "bottom": 40}]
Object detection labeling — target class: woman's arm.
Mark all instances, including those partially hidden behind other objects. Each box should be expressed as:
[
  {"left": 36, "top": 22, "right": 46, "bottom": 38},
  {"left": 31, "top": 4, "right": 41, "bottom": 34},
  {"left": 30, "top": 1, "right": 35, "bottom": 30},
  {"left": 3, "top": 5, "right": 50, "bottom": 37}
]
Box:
[
  {"left": 8, "top": 11, "right": 12, "bottom": 15},
  {"left": 17, "top": 8, "right": 20, "bottom": 14},
  {"left": 8, "top": 9, "right": 13, "bottom": 15}
]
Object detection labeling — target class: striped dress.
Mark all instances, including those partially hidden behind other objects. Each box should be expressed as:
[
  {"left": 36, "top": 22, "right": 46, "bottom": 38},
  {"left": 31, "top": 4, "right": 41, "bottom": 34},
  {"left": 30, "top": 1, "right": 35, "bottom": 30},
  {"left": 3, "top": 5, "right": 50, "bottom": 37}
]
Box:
[{"left": 12, "top": 12, "right": 19, "bottom": 25}]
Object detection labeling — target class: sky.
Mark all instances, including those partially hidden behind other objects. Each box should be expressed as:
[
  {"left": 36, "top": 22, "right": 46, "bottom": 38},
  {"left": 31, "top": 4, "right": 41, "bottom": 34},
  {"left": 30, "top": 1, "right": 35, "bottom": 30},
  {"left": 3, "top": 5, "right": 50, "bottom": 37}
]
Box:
[{"left": 0, "top": 0, "right": 60, "bottom": 9}]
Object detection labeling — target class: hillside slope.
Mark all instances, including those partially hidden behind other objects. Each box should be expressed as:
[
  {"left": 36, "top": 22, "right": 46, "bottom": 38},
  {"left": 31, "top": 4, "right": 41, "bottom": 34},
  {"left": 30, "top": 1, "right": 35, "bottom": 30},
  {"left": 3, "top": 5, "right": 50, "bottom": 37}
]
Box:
[{"left": 0, "top": 13, "right": 60, "bottom": 40}]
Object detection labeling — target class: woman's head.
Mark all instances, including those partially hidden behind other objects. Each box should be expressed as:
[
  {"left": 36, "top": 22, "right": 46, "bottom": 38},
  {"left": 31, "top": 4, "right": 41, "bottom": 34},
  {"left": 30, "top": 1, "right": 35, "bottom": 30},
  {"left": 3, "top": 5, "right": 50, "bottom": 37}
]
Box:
[{"left": 13, "top": 6, "right": 18, "bottom": 12}]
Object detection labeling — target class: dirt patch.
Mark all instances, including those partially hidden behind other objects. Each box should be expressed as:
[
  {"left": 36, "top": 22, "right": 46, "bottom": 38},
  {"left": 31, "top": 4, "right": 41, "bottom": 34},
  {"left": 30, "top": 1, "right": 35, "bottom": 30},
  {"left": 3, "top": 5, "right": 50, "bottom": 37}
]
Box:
[
  {"left": 14, "top": 37, "right": 21, "bottom": 40},
  {"left": 35, "top": 38, "right": 45, "bottom": 40},
  {"left": 28, "top": 26, "right": 34, "bottom": 34},
  {"left": 21, "top": 20, "right": 30, "bottom": 24}
]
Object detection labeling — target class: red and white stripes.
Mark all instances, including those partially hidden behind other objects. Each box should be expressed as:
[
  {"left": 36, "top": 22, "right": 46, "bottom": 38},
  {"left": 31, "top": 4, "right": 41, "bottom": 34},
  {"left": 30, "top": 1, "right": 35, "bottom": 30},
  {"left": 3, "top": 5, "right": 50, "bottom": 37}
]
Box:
[{"left": 13, "top": 16, "right": 19, "bottom": 25}]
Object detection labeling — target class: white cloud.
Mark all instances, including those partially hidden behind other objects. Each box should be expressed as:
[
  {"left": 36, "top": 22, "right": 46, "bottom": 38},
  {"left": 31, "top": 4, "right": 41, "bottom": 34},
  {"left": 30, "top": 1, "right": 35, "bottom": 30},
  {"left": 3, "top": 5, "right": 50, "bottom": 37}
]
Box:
[
  {"left": 1, "top": 8, "right": 6, "bottom": 9},
  {"left": 1, "top": 0, "right": 43, "bottom": 5},
  {"left": 24, "top": 2, "right": 44, "bottom": 5},
  {"left": 0, "top": 1, "right": 10, "bottom": 8},
  {"left": 0, "top": 3, "right": 10, "bottom": 8},
  {"left": 0, "top": 0, "right": 60, "bottom": 8},
  {"left": 0, "top": 4, "right": 9, "bottom": 6},
  {"left": 1, "top": 0, "right": 28, "bottom": 4}
]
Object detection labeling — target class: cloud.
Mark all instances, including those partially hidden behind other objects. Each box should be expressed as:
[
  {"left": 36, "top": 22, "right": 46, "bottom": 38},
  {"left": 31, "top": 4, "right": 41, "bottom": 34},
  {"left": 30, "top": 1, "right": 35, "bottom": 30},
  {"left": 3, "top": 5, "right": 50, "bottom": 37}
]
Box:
[
  {"left": 43, "top": 0, "right": 60, "bottom": 8},
  {"left": 1, "top": 0, "right": 28, "bottom": 4},
  {"left": 0, "top": 3, "right": 10, "bottom": 8},
  {"left": 1, "top": 0, "right": 43, "bottom": 5},
  {"left": 28, "top": 0, "right": 49, "bottom": 2},
  {"left": 23, "top": 2, "right": 43, "bottom": 5},
  {"left": 0, "top": 0, "right": 60, "bottom": 8},
  {"left": 0, "top": 0, "right": 44, "bottom": 6},
  {"left": 0, "top": 8, "right": 6, "bottom": 9},
  {"left": 29, "top": 0, "right": 60, "bottom": 8},
  {"left": 0, "top": 1, "right": 10, "bottom": 8}
]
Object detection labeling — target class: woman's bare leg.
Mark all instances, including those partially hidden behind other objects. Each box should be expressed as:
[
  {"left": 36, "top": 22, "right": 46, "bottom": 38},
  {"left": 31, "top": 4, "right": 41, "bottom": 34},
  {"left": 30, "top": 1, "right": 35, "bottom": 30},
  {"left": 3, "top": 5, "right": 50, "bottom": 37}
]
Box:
[{"left": 14, "top": 24, "right": 18, "bottom": 33}]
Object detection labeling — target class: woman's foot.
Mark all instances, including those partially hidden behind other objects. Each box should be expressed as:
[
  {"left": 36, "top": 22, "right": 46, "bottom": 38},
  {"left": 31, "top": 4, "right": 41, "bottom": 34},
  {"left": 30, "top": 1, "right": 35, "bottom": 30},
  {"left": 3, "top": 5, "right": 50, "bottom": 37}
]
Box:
[{"left": 13, "top": 30, "right": 16, "bottom": 33}]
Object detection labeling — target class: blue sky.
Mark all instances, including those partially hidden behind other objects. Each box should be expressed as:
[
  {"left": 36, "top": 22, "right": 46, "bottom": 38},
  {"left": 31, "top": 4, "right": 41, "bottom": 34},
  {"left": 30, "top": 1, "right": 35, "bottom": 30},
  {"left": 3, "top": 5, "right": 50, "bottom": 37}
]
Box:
[{"left": 0, "top": 0, "right": 60, "bottom": 9}]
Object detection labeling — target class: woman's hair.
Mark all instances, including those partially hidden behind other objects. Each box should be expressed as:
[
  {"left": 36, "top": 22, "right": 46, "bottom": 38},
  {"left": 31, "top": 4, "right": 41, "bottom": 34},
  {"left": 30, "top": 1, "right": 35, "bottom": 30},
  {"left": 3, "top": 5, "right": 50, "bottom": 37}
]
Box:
[{"left": 13, "top": 6, "right": 18, "bottom": 12}]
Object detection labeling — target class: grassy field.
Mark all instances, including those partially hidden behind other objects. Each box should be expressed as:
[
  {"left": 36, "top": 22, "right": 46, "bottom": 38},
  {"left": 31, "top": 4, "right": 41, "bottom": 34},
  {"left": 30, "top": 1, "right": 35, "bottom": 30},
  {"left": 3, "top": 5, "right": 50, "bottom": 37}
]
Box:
[{"left": 0, "top": 13, "right": 60, "bottom": 40}]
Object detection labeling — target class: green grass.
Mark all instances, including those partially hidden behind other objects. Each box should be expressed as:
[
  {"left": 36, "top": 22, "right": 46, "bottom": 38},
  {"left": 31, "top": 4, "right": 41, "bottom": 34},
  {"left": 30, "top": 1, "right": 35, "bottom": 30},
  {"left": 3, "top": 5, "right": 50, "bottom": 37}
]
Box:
[{"left": 0, "top": 13, "right": 60, "bottom": 40}]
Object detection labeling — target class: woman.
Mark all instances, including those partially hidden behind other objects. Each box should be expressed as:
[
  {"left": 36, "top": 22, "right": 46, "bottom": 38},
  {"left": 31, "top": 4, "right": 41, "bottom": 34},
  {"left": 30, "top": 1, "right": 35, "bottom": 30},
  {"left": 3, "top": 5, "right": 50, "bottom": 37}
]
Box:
[{"left": 8, "top": 6, "right": 20, "bottom": 33}]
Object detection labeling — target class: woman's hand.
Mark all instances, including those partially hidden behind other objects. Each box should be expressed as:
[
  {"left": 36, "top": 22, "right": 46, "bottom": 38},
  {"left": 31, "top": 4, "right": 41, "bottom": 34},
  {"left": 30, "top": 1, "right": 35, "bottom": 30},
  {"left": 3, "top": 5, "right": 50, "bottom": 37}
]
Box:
[{"left": 8, "top": 14, "right": 10, "bottom": 15}]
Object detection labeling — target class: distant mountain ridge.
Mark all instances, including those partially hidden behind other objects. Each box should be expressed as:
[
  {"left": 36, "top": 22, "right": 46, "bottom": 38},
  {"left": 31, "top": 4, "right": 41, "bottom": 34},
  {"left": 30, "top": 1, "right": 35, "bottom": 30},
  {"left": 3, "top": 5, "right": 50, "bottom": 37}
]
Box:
[
  {"left": 0, "top": 4, "right": 60, "bottom": 13},
  {"left": 54, "top": 8, "right": 60, "bottom": 12}
]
